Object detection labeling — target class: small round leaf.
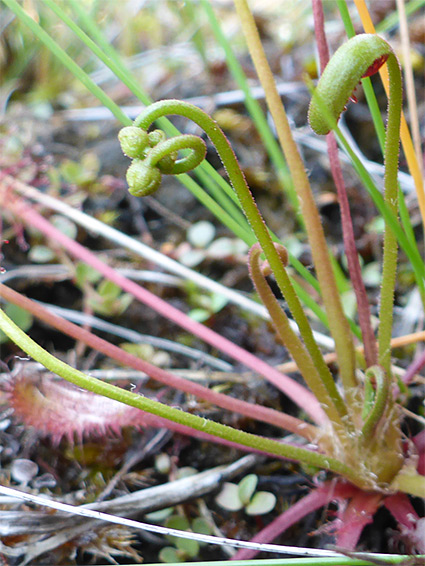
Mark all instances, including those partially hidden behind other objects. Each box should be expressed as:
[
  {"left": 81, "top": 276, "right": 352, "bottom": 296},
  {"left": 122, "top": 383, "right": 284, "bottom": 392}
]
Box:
[
  {"left": 245, "top": 491, "right": 277, "bottom": 516},
  {"left": 215, "top": 482, "right": 243, "bottom": 511}
]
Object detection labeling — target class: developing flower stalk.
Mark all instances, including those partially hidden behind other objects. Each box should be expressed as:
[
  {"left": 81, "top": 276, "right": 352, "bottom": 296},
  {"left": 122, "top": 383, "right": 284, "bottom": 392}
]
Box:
[
  {"left": 118, "top": 100, "right": 350, "bottom": 433},
  {"left": 114, "top": 67, "right": 412, "bottom": 490},
  {"left": 118, "top": 125, "right": 206, "bottom": 196},
  {"left": 118, "top": 100, "right": 354, "bottom": 440},
  {"left": 308, "top": 34, "right": 402, "bottom": 378},
  {"left": 306, "top": 33, "right": 406, "bottom": 486},
  {"left": 308, "top": 34, "right": 392, "bottom": 135}
]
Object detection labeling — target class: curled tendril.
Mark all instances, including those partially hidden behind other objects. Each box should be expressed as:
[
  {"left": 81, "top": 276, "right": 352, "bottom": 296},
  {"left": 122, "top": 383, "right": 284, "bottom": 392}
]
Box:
[
  {"left": 118, "top": 122, "right": 207, "bottom": 197},
  {"left": 256, "top": 242, "right": 289, "bottom": 277},
  {"left": 308, "top": 34, "right": 394, "bottom": 135},
  {"left": 361, "top": 365, "right": 390, "bottom": 441},
  {"left": 248, "top": 242, "right": 347, "bottom": 427}
]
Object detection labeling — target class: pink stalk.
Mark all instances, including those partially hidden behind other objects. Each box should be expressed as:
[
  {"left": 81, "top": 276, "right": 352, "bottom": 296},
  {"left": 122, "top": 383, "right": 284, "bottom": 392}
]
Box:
[
  {"left": 402, "top": 350, "right": 425, "bottom": 385},
  {"left": 384, "top": 493, "right": 425, "bottom": 553},
  {"left": 334, "top": 491, "right": 382, "bottom": 549},
  {"left": 231, "top": 481, "right": 358, "bottom": 560},
  {"left": 312, "top": 0, "right": 377, "bottom": 367},
  {"left": 0, "top": 283, "right": 317, "bottom": 440},
  {"left": 2, "top": 190, "right": 326, "bottom": 425},
  {"left": 413, "top": 429, "right": 425, "bottom": 454},
  {"left": 413, "top": 430, "right": 425, "bottom": 475},
  {"left": 384, "top": 492, "right": 419, "bottom": 528}
]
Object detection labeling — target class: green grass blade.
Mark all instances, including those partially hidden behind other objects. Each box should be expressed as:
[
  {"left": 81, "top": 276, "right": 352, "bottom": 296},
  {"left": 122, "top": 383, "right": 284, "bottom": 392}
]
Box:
[
  {"left": 336, "top": 0, "right": 425, "bottom": 300},
  {"left": 139, "top": 555, "right": 423, "bottom": 566},
  {"left": 3, "top": 0, "right": 130, "bottom": 125},
  {"left": 376, "top": 0, "right": 425, "bottom": 33},
  {"left": 200, "top": 0, "right": 302, "bottom": 223},
  {"left": 334, "top": 124, "right": 425, "bottom": 296}
]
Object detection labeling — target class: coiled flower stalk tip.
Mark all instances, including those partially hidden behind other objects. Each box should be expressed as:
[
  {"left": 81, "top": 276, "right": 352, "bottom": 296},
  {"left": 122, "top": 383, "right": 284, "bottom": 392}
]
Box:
[
  {"left": 308, "top": 34, "right": 394, "bottom": 135},
  {"left": 118, "top": 120, "right": 207, "bottom": 197}
]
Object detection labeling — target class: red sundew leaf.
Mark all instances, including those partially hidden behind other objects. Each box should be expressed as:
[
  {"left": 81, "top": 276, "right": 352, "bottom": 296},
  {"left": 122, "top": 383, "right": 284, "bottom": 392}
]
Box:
[{"left": 5, "top": 373, "right": 156, "bottom": 444}]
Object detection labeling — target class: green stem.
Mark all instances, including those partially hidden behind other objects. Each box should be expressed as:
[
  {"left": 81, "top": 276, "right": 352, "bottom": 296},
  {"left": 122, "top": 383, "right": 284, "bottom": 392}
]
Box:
[
  {"left": 361, "top": 366, "right": 389, "bottom": 441},
  {"left": 377, "top": 55, "right": 402, "bottom": 375},
  {"left": 233, "top": 0, "right": 357, "bottom": 393},
  {"left": 200, "top": 0, "right": 301, "bottom": 224},
  {"left": 308, "top": 33, "right": 403, "bottom": 378},
  {"left": 144, "top": 135, "right": 207, "bottom": 175},
  {"left": 131, "top": 99, "right": 343, "bottom": 422},
  {"left": 138, "top": 558, "right": 422, "bottom": 566},
  {"left": 0, "top": 307, "right": 362, "bottom": 485},
  {"left": 248, "top": 244, "right": 349, "bottom": 429}
]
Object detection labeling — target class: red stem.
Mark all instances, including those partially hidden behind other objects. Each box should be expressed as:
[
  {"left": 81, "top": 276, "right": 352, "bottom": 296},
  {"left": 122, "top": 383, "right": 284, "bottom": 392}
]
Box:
[
  {"left": 334, "top": 491, "right": 382, "bottom": 549},
  {"left": 384, "top": 492, "right": 419, "bottom": 529},
  {"left": 402, "top": 349, "right": 425, "bottom": 385},
  {"left": 312, "top": 0, "right": 330, "bottom": 70},
  {"left": 3, "top": 194, "right": 326, "bottom": 422},
  {"left": 0, "top": 282, "right": 317, "bottom": 441},
  {"left": 413, "top": 430, "right": 425, "bottom": 475},
  {"left": 384, "top": 493, "right": 425, "bottom": 553},
  {"left": 312, "top": 0, "right": 377, "bottom": 367}
]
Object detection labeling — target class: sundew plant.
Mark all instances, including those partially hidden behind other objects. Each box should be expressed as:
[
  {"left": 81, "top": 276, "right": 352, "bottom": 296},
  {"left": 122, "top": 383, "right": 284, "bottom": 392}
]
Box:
[{"left": 0, "top": 0, "right": 424, "bottom": 564}]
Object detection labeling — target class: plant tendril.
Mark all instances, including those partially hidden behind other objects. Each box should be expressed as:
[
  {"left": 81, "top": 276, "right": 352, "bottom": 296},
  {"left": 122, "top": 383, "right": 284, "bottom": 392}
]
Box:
[{"left": 248, "top": 243, "right": 349, "bottom": 430}]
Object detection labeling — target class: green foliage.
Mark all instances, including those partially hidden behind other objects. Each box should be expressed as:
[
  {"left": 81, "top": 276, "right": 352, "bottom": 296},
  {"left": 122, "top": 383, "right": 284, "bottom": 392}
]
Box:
[
  {"left": 215, "top": 474, "right": 277, "bottom": 516},
  {"left": 159, "top": 514, "right": 213, "bottom": 563},
  {"left": 0, "top": 303, "right": 33, "bottom": 344},
  {"left": 75, "top": 263, "right": 133, "bottom": 317}
]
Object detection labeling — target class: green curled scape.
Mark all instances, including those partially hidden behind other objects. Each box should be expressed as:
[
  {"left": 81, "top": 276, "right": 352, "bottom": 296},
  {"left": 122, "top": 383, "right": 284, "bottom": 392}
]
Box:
[{"left": 308, "top": 34, "right": 393, "bottom": 135}]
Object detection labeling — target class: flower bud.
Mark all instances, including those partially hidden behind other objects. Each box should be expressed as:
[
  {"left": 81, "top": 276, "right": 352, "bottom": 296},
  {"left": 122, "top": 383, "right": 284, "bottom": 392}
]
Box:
[
  {"left": 148, "top": 129, "right": 167, "bottom": 147},
  {"left": 126, "top": 159, "right": 162, "bottom": 197},
  {"left": 118, "top": 126, "right": 149, "bottom": 158}
]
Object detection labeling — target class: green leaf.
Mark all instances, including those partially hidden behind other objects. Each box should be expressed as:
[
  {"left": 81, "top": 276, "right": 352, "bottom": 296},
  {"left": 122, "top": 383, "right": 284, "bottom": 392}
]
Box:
[
  {"left": 75, "top": 263, "right": 102, "bottom": 287},
  {"left": 50, "top": 215, "right": 78, "bottom": 239},
  {"left": 188, "top": 308, "right": 210, "bottom": 323},
  {"left": 238, "top": 473, "right": 258, "bottom": 505},
  {"left": 215, "top": 482, "right": 243, "bottom": 511},
  {"left": 245, "top": 490, "right": 277, "bottom": 515},
  {"left": 165, "top": 515, "right": 190, "bottom": 545},
  {"left": 97, "top": 280, "right": 121, "bottom": 299},
  {"left": 191, "top": 517, "right": 213, "bottom": 537},
  {"left": 28, "top": 245, "right": 56, "bottom": 263},
  {"left": 175, "top": 536, "right": 199, "bottom": 558},
  {"left": 158, "top": 546, "right": 183, "bottom": 563},
  {"left": 0, "top": 304, "right": 33, "bottom": 344}
]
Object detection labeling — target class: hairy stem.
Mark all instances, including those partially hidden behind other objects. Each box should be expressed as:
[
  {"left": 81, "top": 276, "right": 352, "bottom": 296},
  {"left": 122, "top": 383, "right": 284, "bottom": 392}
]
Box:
[
  {"left": 378, "top": 54, "right": 402, "bottom": 375},
  {"left": 0, "top": 307, "right": 362, "bottom": 483},
  {"left": 132, "top": 99, "right": 346, "bottom": 425},
  {"left": 234, "top": 0, "right": 357, "bottom": 393},
  {"left": 312, "top": 0, "right": 378, "bottom": 368},
  {"left": 0, "top": 283, "right": 316, "bottom": 440},
  {"left": 361, "top": 366, "right": 390, "bottom": 441},
  {"left": 248, "top": 243, "right": 349, "bottom": 430}
]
